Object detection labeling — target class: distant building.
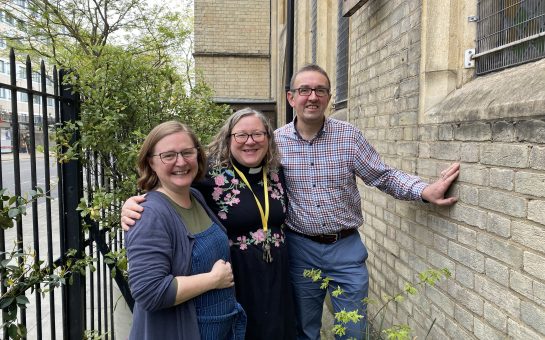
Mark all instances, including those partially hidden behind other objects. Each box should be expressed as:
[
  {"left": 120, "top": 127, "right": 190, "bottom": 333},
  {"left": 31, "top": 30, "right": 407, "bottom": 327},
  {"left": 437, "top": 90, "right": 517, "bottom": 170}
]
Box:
[{"left": 0, "top": 0, "right": 56, "bottom": 151}]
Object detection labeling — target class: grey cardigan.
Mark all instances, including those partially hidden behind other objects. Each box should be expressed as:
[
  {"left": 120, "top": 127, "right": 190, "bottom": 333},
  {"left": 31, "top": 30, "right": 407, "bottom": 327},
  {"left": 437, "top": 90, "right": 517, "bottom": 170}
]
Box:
[{"left": 126, "top": 189, "right": 225, "bottom": 340}]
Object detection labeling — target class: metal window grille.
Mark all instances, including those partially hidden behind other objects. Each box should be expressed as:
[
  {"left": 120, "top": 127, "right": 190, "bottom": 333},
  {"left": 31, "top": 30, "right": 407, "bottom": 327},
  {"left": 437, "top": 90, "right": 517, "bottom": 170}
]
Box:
[
  {"left": 335, "top": 0, "right": 349, "bottom": 108},
  {"left": 476, "top": 0, "right": 545, "bottom": 74},
  {"left": 311, "top": 0, "right": 317, "bottom": 63}
]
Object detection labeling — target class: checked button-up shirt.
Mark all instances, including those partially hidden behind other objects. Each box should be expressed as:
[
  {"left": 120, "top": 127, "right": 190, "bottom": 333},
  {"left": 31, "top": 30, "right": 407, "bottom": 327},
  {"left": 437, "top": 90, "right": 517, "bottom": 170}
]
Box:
[{"left": 274, "top": 117, "right": 428, "bottom": 236}]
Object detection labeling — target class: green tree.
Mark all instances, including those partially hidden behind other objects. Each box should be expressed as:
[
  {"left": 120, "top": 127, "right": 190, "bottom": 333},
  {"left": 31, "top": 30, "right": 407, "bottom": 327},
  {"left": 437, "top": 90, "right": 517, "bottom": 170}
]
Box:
[{"left": 0, "top": 1, "right": 229, "bottom": 337}]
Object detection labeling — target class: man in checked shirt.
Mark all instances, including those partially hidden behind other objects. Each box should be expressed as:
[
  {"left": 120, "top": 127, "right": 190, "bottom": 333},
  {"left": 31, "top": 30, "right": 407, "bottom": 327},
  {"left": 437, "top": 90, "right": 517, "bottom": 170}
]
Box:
[
  {"left": 121, "top": 64, "right": 459, "bottom": 340},
  {"left": 275, "top": 64, "right": 459, "bottom": 340}
]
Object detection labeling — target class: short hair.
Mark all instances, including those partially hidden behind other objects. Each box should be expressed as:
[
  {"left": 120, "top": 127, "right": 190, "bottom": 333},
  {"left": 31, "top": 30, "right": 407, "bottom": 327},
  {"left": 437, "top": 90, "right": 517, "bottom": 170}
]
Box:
[
  {"left": 289, "top": 64, "right": 331, "bottom": 90},
  {"left": 137, "top": 121, "right": 206, "bottom": 191},
  {"left": 207, "top": 107, "right": 280, "bottom": 170}
]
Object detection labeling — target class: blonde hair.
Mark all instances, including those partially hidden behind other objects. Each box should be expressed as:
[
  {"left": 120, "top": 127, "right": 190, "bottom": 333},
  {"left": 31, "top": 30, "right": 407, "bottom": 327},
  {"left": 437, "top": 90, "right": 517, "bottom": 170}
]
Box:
[
  {"left": 137, "top": 121, "right": 206, "bottom": 191},
  {"left": 207, "top": 107, "right": 280, "bottom": 170}
]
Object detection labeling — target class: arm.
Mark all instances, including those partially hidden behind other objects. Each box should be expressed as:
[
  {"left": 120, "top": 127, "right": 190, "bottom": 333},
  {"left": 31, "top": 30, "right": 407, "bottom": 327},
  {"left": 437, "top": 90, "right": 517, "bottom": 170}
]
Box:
[
  {"left": 120, "top": 195, "right": 146, "bottom": 231},
  {"left": 173, "top": 259, "right": 234, "bottom": 305},
  {"left": 352, "top": 129, "right": 459, "bottom": 204},
  {"left": 126, "top": 205, "right": 234, "bottom": 311}
]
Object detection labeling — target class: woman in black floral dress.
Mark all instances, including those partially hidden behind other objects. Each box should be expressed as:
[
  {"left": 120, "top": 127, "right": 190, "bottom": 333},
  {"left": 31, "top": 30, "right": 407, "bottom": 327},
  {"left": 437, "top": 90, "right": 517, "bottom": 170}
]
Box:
[{"left": 122, "top": 108, "right": 296, "bottom": 340}]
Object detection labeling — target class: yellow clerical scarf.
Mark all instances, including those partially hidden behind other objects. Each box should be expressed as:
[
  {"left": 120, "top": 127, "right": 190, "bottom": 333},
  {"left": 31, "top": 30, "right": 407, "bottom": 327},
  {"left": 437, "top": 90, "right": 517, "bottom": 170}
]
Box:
[{"left": 232, "top": 164, "right": 269, "bottom": 232}]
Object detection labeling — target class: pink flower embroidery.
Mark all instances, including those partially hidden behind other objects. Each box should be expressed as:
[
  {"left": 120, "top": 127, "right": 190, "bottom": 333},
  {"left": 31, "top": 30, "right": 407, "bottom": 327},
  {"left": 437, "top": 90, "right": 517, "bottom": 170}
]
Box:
[
  {"left": 252, "top": 229, "right": 266, "bottom": 243},
  {"left": 274, "top": 233, "right": 281, "bottom": 247},
  {"left": 237, "top": 236, "right": 248, "bottom": 250},
  {"left": 271, "top": 172, "right": 279, "bottom": 182},
  {"left": 215, "top": 175, "right": 226, "bottom": 186},
  {"left": 232, "top": 189, "right": 240, "bottom": 195},
  {"left": 231, "top": 178, "right": 239, "bottom": 185},
  {"left": 212, "top": 187, "right": 223, "bottom": 201},
  {"left": 218, "top": 211, "right": 227, "bottom": 220}
]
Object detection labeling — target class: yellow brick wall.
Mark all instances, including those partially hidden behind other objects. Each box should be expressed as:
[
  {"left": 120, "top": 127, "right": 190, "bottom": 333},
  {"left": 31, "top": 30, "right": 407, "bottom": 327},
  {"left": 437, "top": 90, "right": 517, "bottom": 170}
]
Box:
[
  {"left": 195, "top": 57, "right": 270, "bottom": 99},
  {"left": 194, "top": 0, "right": 271, "bottom": 100}
]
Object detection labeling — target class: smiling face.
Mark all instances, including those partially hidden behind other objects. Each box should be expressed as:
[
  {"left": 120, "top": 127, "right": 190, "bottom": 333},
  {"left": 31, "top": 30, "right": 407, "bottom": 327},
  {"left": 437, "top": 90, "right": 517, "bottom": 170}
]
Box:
[
  {"left": 287, "top": 70, "right": 331, "bottom": 126},
  {"left": 149, "top": 132, "right": 198, "bottom": 194},
  {"left": 229, "top": 115, "right": 269, "bottom": 168}
]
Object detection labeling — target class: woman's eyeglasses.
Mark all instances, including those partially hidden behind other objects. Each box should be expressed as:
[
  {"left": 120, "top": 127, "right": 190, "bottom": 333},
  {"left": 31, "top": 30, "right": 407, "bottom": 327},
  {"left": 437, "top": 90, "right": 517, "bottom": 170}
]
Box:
[
  {"left": 230, "top": 132, "right": 268, "bottom": 144},
  {"left": 151, "top": 147, "right": 199, "bottom": 164}
]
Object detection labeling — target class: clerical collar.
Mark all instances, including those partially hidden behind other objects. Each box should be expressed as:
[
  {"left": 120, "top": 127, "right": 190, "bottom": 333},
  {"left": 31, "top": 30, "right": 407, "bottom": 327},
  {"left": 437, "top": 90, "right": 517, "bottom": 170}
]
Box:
[{"left": 231, "top": 158, "right": 263, "bottom": 175}]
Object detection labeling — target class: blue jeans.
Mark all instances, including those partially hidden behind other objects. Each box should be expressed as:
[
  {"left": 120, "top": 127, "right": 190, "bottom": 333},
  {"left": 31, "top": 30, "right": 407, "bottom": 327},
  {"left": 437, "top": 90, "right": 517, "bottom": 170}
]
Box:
[{"left": 287, "top": 230, "right": 369, "bottom": 340}]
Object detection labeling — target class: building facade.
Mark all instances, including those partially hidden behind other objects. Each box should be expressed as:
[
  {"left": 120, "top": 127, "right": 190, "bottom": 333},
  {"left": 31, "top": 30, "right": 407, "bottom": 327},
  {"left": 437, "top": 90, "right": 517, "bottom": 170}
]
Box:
[
  {"left": 194, "top": 0, "right": 545, "bottom": 338},
  {"left": 0, "top": 0, "right": 56, "bottom": 152}
]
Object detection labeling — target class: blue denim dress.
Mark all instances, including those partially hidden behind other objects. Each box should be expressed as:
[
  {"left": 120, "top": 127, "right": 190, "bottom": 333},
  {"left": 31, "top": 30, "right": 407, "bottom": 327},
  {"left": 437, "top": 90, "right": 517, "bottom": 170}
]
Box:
[{"left": 192, "top": 222, "right": 246, "bottom": 339}]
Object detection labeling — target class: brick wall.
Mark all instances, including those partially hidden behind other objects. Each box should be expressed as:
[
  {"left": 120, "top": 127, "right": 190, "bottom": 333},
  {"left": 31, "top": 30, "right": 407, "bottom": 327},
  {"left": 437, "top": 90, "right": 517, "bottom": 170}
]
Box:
[
  {"left": 194, "top": 0, "right": 271, "bottom": 99},
  {"left": 349, "top": 0, "right": 545, "bottom": 339},
  {"left": 195, "top": 56, "right": 270, "bottom": 99}
]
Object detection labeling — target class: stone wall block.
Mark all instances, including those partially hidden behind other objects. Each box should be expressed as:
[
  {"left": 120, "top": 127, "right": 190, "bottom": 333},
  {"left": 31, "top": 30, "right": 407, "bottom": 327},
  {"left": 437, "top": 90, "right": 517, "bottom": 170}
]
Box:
[
  {"left": 480, "top": 144, "right": 528, "bottom": 168},
  {"left": 455, "top": 122, "right": 492, "bottom": 141},
  {"left": 514, "top": 171, "right": 545, "bottom": 197},
  {"left": 479, "top": 189, "right": 526, "bottom": 218}
]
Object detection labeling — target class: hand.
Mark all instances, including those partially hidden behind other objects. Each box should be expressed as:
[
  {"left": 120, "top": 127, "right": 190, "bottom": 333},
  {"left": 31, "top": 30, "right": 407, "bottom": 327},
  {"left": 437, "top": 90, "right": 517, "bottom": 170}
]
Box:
[
  {"left": 209, "top": 259, "right": 234, "bottom": 289},
  {"left": 421, "top": 163, "right": 460, "bottom": 206},
  {"left": 120, "top": 195, "right": 147, "bottom": 231}
]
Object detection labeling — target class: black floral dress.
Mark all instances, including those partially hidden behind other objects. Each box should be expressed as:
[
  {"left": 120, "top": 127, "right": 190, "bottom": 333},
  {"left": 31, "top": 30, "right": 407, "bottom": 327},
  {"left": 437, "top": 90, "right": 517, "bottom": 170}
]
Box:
[{"left": 193, "top": 159, "right": 296, "bottom": 340}]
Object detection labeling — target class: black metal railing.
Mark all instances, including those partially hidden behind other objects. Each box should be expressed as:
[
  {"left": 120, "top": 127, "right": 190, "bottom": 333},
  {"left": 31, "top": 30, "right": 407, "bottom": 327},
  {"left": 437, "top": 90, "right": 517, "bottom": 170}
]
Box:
[{"left": 0, "top": 48, "right": 132, "bottom": 339}]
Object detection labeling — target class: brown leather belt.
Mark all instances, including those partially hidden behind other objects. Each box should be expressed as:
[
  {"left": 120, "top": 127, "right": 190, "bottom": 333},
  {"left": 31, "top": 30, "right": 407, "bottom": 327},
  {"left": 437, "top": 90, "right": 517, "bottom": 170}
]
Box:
[{"left": 288, "top": 228, "right": 357, "bottom": 244}]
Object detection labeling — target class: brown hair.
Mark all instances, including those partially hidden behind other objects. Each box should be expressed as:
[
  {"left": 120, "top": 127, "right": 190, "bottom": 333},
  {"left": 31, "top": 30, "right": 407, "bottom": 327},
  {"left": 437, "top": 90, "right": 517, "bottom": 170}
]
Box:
[
  {"left": 137, "top": 121, "right": 206, "bottom": 191},
  {"left": 289, "top": 64, "right": 331, "bottom": 90},
  {"left": 207, "top": 107, "right": 280, "bottom": 170}
]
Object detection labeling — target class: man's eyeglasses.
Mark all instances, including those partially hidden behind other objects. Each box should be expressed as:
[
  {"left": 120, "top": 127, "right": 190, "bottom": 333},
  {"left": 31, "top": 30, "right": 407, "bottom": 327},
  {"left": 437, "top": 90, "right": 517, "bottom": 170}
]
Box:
[
  {"left": 291, "top": 87, "right": 330, "bottom": 97},
  {"left": 231, "top": 131, "right": 268, "bottom": 144},
  {"left": 151, "top": 147, "right": 199, "bottom": 164}
]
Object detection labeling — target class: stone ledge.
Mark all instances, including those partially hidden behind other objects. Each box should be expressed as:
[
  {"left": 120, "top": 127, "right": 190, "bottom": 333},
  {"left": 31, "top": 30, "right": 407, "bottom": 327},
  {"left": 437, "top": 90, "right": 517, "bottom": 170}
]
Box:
[{"left": 426, "top": 58, "right": 545, "bottom": 124}]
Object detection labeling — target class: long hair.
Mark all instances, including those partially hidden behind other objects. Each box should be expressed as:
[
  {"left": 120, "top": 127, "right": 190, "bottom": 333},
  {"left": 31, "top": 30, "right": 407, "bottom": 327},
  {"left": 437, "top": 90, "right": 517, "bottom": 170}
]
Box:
[
  {"left": 289, "top": 63, "right": 331, "bottom": 90},
  {"left": 137, "top": 121, "right": 206, "bottom": 191},
  {"left": 207, "top": 107, "right": 280, "bottom": 170}
]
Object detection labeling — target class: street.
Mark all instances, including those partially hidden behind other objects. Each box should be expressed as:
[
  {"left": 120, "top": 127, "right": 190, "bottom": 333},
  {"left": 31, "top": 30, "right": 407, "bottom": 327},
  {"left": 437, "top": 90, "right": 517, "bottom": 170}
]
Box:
[{"left": 0, "top": 152, "right": 59, "bottom": 199}]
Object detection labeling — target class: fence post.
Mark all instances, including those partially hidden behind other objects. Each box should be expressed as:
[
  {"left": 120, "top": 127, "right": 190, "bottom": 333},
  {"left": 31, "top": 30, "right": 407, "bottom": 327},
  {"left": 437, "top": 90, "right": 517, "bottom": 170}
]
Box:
[{"left": 59, "top": 70, "right": 85, "bottom": 340}]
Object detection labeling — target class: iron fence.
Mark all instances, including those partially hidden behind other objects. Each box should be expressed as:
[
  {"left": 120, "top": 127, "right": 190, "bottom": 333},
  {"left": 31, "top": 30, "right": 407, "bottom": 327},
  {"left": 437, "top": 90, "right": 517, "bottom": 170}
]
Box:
[{"left": 0, "top": 48, "right": 132, "bottom": 340}]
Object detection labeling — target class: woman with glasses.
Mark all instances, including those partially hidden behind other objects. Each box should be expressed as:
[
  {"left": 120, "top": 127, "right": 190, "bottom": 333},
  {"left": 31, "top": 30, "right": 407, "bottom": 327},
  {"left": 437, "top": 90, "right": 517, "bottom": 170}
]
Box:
[
  {"left": 123, "top": 109, "right": 296, "bottom": 340},
  {"left": 125, "top": 121, "right": 246, "bottom": 340}
]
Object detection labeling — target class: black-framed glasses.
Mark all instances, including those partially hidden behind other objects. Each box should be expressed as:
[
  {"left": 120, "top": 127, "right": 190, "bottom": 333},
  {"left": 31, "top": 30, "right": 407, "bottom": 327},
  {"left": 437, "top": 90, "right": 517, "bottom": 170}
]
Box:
[
  {"left": 230, "top": 131, "right": 268, "bottom": 144},
  {"left": 151, "top": 147, "right": 199, "bottom": 164},
  {"left": 291, "top": 87, "right": 330, "bottom": 97}
]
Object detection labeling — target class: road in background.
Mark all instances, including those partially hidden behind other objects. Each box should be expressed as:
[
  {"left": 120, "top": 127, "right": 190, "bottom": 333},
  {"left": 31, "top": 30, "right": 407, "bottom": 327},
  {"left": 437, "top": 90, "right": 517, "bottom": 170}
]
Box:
[{"left": 0, "top": 152, "right": 59, "bottom": 199}]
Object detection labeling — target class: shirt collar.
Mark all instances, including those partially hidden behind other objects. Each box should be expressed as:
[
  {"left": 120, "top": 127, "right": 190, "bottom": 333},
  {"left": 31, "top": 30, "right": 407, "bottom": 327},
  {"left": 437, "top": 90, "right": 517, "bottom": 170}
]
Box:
[{"left": 292, "top": 116, "right": 328, "bottom": 142}]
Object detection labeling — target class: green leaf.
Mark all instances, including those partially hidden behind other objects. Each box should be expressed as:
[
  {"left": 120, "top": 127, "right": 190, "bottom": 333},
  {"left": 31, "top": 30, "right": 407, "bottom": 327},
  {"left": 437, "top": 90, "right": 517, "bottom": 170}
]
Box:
[
  {"left": 0, "top": 213, "right": 14, "bottom": 230},
  {"left": 16, "top": 295, "right": 30, "bottom": 306},
  {"left": 8, "top": 208, "right": 20, "bottom": 218},
  {"left": 0, "top": 297, "right": 15, "bottom": 308}
]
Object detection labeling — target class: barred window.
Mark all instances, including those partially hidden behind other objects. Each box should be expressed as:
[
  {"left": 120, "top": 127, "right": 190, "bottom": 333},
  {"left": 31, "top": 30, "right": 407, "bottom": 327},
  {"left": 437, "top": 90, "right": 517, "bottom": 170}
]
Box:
[
  {"left": 335, "top": 0, "right": 349, "bottom": 109},
  {"left": 475, "top": 0, "right": 545, "bottom": 74},
  {"left": 311, "top": 0, "right": 317, "bottom": 64}
]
